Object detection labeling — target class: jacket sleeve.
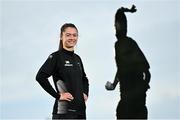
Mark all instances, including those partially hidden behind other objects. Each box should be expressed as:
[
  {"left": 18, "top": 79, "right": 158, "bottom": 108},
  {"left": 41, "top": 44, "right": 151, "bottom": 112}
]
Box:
[
  {"left": 36, "top": 54, "right": 60, "bottom": 99},
  {"left": 80, "top": 59, "right": 89, "bottom": 96},
  {"left": 112, "top": 71, "right": 119, "bottom": 88}
]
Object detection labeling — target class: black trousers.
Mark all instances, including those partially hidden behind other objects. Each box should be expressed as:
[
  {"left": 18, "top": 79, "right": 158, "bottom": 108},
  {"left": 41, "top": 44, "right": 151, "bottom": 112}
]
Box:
[
  {"left": 52, "top": 112, "right": 86, "bottom": 120},
  {"left": 116, "top": 100, "right": 147, "bottom": 119},
  {"left": 116, "top": 71, "right": 149, "bottom": 119}
]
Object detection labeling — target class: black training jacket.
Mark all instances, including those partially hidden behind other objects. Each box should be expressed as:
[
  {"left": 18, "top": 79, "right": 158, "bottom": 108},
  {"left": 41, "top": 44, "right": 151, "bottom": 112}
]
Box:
[
  {"left": 115, "top": 36, "right": 150, "bottom": 73},
  {"left": 36, "top": 48, "right": 89, "bottom": 115}
]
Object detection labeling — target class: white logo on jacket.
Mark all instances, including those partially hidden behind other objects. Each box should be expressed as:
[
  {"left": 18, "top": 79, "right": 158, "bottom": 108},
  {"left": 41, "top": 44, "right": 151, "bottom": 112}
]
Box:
[{"left": 64, "top": 60, "right": 73, "bottom": 67}]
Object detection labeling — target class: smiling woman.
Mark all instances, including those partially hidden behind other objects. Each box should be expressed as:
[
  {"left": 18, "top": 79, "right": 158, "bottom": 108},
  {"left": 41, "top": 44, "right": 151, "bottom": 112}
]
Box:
[
  {"left": 59, "top": 24, "right": 78, "bottom": 51},
  {"left": 36, "top": 23, "right": 89, "bottom": 119}
]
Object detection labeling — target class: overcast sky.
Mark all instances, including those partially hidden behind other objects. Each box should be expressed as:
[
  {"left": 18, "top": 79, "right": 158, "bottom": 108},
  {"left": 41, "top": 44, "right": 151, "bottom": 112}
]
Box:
[{"left": 1, "top": 0, "right": 180, "bottom": 119}]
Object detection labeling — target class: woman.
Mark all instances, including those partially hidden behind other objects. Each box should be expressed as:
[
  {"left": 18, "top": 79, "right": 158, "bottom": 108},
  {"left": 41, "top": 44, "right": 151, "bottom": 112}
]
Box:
[
  {"left": 105, "top": 5, "right": 151, "bottom": 119},
  {"left": 36, "top": 23, "right": 89, "bottom": 119}
]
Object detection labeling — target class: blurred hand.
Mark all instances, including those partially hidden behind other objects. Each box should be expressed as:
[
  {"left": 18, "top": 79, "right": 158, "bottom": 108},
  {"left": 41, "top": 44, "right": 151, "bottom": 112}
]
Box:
[
  {"left": 143, "top": 70, "right": 151, "bottom": 90},
  {"left": 83, "top": 93, "right": 88, "bottom": 102},
  {"left": 59, "top": 92, "right": 74, "bottom": 101},
  {"left": 105, "top": 81, "right": 115, "bottom": 90}
]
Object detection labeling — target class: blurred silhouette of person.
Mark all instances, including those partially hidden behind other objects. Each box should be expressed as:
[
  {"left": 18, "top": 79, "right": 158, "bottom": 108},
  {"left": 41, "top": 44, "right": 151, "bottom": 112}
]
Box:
[{"left": 105, "top": 5, "right": 151, "bottom": 119}]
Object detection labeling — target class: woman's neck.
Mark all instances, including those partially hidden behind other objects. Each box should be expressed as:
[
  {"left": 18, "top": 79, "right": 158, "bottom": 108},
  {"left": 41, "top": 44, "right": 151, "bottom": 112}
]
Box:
[{"left": 63, "top": 47, "right": 74, "bottom": 51}]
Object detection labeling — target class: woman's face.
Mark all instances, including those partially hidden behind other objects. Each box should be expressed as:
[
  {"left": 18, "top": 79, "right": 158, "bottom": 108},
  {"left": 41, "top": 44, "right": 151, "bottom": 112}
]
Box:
[{"left": 61, "top": 27, "right": 78, "bottom": 50}]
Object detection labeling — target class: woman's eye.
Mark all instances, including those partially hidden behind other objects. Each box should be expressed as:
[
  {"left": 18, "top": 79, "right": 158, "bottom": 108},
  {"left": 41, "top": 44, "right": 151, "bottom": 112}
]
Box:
[
  {"left": 66, "top": 34, "right": 71, "bottom": 37},
  {"left": 73, "top": 34, "right": 78, "bottom": 37},
  {"left": 65, "top": 34, "right": 78, "bottom": 37}
]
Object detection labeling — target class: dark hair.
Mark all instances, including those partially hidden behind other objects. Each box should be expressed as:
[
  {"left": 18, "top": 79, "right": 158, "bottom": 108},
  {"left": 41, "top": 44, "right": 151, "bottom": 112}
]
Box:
[
  {"left": 59, "top": 23, "right": 78, "bottom": 50},
  {"left": 115, "top": 5, "right": 136, "bottom": 38}
]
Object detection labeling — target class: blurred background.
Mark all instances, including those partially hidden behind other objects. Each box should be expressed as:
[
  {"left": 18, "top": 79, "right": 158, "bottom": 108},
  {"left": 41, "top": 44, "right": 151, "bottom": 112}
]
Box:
[{"left": 1, "top": 0, "right": 180, "bottom": 119}]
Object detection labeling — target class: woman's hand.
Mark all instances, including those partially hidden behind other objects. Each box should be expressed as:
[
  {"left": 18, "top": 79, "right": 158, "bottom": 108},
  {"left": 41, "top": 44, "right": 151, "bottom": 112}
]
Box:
[
  {"left": 83, "top": 93, "right": 88, "bottom": 102},
  {"left": 59, "top": 92, "right": 74, "bottom": 101}
]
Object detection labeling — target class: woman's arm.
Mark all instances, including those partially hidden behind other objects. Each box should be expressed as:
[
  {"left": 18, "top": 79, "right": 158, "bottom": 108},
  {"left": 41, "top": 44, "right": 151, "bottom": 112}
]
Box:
[{"left": 36, "top": 54, "right": 60, "bottom": 99}]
